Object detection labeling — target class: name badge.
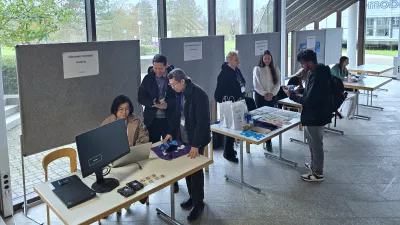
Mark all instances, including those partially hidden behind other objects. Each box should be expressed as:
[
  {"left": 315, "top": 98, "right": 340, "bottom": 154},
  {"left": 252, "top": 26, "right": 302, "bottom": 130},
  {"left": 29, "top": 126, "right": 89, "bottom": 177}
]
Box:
[
  {"left": 181, "top": 119, "right": 185, "bottom": 126},
  {"left": 241, "top": 86, "right": 246, "bottom": 93}
]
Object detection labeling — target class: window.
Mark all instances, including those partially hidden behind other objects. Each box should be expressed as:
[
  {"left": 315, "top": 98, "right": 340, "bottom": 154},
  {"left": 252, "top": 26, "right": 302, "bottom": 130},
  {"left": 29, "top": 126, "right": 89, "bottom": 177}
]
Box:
[
  {"left": 376, "top": 18, "right": 390, "bottom": 36},
  {"left": 95, "top": 0, "right": 158, "bottom": 76},
  {"left": 253, "top": 0, "right": 274, "bottom": 33},
  {"left": 216, "top": 0, "right": 240, "bottom": 56},
  {"left": 366, "top": 18, "right": 374, "bottom": 36},
  {"left": 393, "top": 17, "right": 399, "bottom": 27},
  {"left": 166, "top": 0, "right": 208, "bottom": 38},
  {"left": 376, "top": 18, "right": 383, "bottom": 26},
  {"left": 318, "top": 13, "right": 337, "bottom": 29},
  {"left": 0, "top": 0, "right": 86, "bottom": 203},
  {"left": 366, "top": 18, "right": 374, "bottom": 26}
]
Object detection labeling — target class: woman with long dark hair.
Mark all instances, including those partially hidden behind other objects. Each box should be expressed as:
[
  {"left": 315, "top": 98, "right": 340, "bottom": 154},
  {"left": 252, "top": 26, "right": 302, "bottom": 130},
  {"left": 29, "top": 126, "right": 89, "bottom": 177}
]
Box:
[
  {"left": 331, "top": 56, "right": 349, "bottom": 80},
  {"left": 253, "top": 50, "right": 281, "bottom": 152}
]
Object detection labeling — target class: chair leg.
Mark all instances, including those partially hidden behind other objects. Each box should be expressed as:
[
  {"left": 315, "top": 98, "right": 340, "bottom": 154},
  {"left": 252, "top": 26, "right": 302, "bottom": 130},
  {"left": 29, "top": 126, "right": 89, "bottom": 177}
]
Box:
[
  {"left": 246, "top": 142, "right": 250, "bottom": 153},
  {"left": 98, "top": 220, "right": 101, "bottom": 225},
  {"left": 146, "top": 196, "right": 150, "bottom": 205},
  {"left": 47, "top": 206, "right": 50, "bottom": 225}
]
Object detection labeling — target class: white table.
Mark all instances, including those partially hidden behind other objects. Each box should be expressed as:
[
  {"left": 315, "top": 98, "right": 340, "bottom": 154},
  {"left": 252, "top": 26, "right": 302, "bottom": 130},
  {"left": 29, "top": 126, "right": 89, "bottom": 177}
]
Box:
[
  {"left": 277, "top": 97, "right": 348, "bottom": 146},
  {"left": 347, "top": 64, "right": 394, "bottom": 76},
  {"left": 347, "top": 64, "right": 393, "bottom": 92},
  {"left": 211, "top": 106, "right": 301, "bottom": 193},
  {"left": 343, "top": 76, "right": 392, "bottom": 119},
  {"left": 34, "top": 151, "right": 212, "bottom": 225}
]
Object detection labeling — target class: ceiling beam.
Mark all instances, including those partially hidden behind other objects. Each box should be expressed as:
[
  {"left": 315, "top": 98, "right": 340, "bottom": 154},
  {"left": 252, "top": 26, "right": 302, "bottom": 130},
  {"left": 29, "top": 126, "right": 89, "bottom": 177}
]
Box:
[
  {"left": 313, "top": 0, "right": 358, "bottom": 25},
  {"left": 287, "top": 0, "right": 331, "bottom": 31},
  {"left": 286, "top": 0, "right": 310, "bottom": 16}
]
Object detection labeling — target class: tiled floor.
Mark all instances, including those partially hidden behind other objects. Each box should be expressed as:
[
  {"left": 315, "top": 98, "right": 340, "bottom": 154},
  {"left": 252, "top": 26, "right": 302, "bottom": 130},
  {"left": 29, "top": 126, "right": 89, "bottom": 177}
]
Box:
[{"left": 5, "top": 79, "right": 400, "bottom": 225}]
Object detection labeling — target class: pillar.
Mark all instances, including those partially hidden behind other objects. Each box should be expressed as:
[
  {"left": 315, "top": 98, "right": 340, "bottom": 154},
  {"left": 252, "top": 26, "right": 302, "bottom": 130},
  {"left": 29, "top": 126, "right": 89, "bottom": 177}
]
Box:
[
  {"left": 357, "top": 0, "right": 366, "bottom": 66},
  {"left": 336, "top": 11, "right": 342, "bottom": 28},
  {"left": 280, "top": 0, "right": 286, "bottom": 84},
  {"left": 0, "top": 46, "right": 13, "bottom": 217},
  {"left": 397, "top": 30, "right": 400, "bottom": 79},
  {"left": 347, "top": 2, "right": 358, "bottom": 67},
  {"left": 239, "top": 0, "right": 246, "bottom": 34},
  {"left": 239, "top": 0, "right": 253, "bottom": 34}
]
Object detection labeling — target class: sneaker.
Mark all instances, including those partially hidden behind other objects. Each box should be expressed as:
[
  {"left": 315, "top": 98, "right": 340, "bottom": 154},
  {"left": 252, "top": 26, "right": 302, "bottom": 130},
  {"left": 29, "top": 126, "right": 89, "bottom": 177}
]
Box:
[
  {"left": 301, "top": 172, "right": 324, "bottom": 182},
  {"left": 187, "top": 203, "right": 205, "bottom": 221}
]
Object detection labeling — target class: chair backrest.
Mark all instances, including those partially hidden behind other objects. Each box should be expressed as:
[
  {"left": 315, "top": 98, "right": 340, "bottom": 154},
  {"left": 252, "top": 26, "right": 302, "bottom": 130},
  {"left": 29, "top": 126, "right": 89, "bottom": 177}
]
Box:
[{"left": 42, "top": 148, "right": 77, "bottom": 182}]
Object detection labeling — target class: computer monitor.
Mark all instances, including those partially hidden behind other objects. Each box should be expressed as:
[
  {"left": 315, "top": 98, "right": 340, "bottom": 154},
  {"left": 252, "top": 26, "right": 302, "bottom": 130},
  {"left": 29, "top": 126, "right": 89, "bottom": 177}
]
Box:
[{"left": 76, "top": 119, "right": 130, "bottom": 193}]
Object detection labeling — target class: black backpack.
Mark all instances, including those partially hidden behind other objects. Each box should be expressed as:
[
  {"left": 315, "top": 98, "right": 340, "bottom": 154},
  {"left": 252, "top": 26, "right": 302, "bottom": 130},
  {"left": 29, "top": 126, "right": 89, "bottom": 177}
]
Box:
[{"left": 330, "top": 75, "right": 347, "bottom": 118}]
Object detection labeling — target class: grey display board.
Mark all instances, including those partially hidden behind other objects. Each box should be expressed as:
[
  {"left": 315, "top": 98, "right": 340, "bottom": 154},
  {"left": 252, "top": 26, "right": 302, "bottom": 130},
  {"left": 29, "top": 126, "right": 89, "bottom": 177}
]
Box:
[
  {"left": 293, "top": 28, "right": 343, "bottom": 72},
  {"left": 159, "top": 36, "right": 225, "bottom": 99},
  {"left": 236, "top": 32, "right": 281, "bottom": 92},
  {"left": 16, "top": 41, "right": 141, "bottom": 156}
]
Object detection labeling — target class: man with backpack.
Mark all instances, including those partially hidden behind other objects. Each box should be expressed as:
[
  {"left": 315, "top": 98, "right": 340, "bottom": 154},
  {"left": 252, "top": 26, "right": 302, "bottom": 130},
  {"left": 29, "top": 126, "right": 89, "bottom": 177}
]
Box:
[{"left": 283, "top": 49, "right": 333, "bottom": 182}]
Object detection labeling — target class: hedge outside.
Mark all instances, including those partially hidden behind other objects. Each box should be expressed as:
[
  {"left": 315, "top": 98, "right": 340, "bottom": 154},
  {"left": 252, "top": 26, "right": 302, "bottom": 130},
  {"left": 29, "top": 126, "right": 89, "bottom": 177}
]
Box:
[{"left": 1, "top": 55, "right": 18, "bottom": 95}]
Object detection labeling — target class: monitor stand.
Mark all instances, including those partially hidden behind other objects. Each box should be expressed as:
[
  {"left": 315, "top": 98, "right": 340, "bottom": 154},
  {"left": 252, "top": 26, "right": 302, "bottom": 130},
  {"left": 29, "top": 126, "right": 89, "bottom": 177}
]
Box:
[{"left": 91, "top": 170, "right": 119, "bottom": 193}]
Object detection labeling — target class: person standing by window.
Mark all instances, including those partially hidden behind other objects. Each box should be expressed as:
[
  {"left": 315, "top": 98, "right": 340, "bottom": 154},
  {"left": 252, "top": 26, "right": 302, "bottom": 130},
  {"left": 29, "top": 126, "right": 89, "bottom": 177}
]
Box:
[{"left": 253, "top": 50, "right": 281, "bottom": 152}]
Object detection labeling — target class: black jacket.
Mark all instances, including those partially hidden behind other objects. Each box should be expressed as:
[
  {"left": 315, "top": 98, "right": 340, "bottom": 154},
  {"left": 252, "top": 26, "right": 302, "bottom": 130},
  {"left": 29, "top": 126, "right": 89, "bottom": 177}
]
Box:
[
  {"left": 138, "top": 65, "right": 176, "bottom": 128},
  {"left": 214, "top": 62, "right": 246, "bottom": 103},
  {"left": 289, "top": 64, "right": 332, "bottom": 126},
  {"left": 168, "top": 79, "right": 211, "bottom": 149}
]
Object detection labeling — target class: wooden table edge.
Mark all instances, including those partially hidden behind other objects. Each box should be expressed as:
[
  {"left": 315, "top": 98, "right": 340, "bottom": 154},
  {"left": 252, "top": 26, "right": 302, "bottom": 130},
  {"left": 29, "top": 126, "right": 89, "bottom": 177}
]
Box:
[
  {"left": 277, "top": 100, "right": 301, "bottom": 108},
  {"left": 35, "top": 159, "right": 213, "bottom": 225}
]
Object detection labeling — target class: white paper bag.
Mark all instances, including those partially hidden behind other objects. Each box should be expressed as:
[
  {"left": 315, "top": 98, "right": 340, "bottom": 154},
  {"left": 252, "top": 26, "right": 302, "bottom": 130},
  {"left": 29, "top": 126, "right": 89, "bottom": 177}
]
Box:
[
  {"left": 220, "top": 97, "right": 234, "bottom": 128},
  {"left": 339, "top": 97, "right": 356, "bottom": 119},
  {"left": 231, "top": 99, "right": 248, "bottom": 130}
]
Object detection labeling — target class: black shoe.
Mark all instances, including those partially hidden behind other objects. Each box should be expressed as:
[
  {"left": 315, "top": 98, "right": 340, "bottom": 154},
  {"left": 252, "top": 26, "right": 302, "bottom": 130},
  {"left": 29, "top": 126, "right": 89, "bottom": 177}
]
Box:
[
  {"left": 223, "top": 155, "right": 239, "bottom": 163},
  {"left": 187, "top": 204, "right": 204, "bottom": 221},
  {"left": 139, "top": 196, "right": 148, "bottom": 204},
  {"left": 265, "top": 142, "right": 273, "bottom": 153},
  {"left": 180, "top": 198, "right": 193, "bottom": 210},
  {"left": 174, "top": 182, "right": 179, "bottom": 193}
]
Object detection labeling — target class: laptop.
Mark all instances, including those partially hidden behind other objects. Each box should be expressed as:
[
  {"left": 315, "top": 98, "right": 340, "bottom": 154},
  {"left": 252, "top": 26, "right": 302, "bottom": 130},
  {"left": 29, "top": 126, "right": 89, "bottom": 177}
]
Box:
[
  {"left": 357, "top": 71, "right": 367, "bottom": 81},
  {"left": 51, "top": 175, "right": 96, "bottom": 209},
  {"left": 112, "top": 142, "right": 152, "bottom": 168}
]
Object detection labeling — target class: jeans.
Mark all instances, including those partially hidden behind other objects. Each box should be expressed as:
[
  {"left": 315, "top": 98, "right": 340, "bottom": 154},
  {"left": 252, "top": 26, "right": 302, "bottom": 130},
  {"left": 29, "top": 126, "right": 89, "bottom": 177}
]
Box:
[{"left": 305, "top": 126, "right": 324, "bottom": 175}]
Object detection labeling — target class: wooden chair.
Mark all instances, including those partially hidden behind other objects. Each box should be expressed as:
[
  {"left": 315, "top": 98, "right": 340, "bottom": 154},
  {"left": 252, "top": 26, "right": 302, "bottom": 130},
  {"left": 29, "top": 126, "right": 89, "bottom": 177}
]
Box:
[{"left": 42, "top": 148, "right": 101, "bottom": 225}]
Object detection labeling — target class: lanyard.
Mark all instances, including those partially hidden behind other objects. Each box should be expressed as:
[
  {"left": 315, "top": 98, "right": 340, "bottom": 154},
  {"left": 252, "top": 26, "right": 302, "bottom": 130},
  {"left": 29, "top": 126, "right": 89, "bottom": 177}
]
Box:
[
  {"left": 156, "top": 77, "right": 167, "bottom": 96},
  {"left": 236, "top": 70, "right": 244, "bottom": 87},
  {"left": 179, "top": 93, "right": 184, "bottom": 116}
]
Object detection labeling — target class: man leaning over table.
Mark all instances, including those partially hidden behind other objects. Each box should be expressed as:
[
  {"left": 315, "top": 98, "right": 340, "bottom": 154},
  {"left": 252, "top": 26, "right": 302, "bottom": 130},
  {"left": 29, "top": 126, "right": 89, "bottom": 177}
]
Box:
[{"left": 163, "top": 68, "right": 211, "bottom": 221}]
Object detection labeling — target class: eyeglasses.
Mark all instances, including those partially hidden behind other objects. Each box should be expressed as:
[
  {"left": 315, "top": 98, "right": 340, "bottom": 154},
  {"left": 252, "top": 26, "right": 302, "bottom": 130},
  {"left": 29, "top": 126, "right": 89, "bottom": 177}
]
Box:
[
  {"left": 169, "top": 81, "right": 180, "bottom": 87},
  {"left": 118, "top": 108, "right": 130, "bottom": 112}
]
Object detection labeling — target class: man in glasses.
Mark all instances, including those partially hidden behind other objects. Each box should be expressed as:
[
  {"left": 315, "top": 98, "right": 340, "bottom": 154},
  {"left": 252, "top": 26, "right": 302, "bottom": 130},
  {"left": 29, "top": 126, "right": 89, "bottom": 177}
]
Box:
[
  {"left": 163, "top": 68, "right": 210, "bottom": 221},
  {"left": 138, "top": 54, "right": 179, "bottom": 192}
]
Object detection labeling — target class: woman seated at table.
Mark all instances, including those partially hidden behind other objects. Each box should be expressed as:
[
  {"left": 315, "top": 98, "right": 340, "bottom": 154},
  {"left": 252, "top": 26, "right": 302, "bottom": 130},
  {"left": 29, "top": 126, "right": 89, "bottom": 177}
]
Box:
[
  {"left": 331, "top": 56, "right": 350, "bottom": 80},
  {"left": 276, "top": 68, "right": 307, "bottom": 107},
  {"left": 102, "top": 95, "right": 149, "bottom": 215}
]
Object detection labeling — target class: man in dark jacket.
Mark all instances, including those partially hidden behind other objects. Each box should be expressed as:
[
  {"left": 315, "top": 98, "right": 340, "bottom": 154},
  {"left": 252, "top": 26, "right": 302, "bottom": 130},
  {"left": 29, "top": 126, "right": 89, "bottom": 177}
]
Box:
[
  {"left": 163, "top": 68, "right": 210, "bottom": 221},
  {"left": 138, "top": 54, "right": 179, "bottom": 192},
  {"left": 214, "top": 51, "right": 256, "bottom": 163},
  {"left": 283, "top": 49, "right": 332, "bottom": 182}
]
